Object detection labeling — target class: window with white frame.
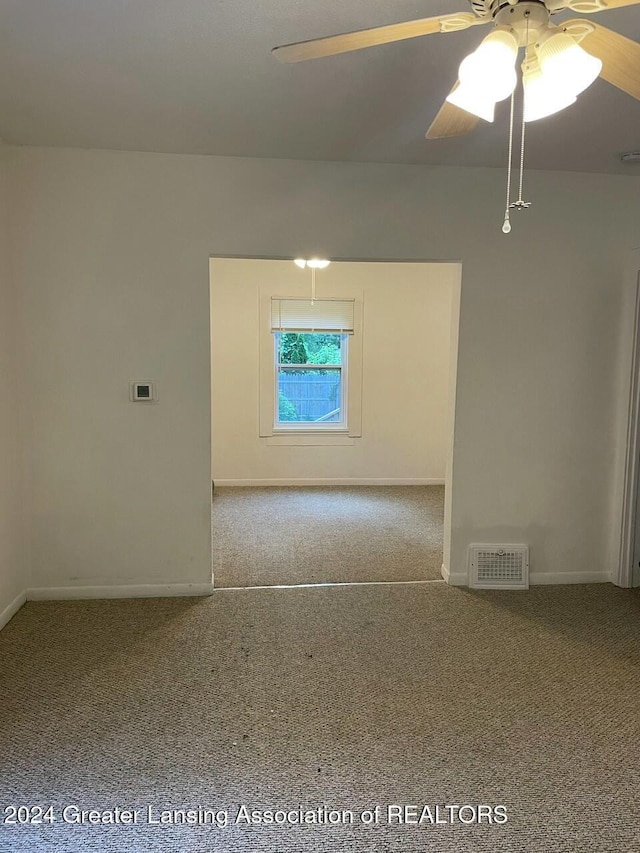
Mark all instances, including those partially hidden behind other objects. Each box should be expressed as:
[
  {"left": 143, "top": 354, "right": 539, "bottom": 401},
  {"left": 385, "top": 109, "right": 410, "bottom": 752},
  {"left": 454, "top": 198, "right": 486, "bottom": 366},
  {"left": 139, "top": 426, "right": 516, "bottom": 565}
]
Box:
[
  {"left": 259, "top": 293, "right": 362, "bottom": 439},
  {"left": 270, "top": 297, "right": 355, "bottom": 432},
  {"left": 275, "top": 332, "right": 348, "bottom": 428}
]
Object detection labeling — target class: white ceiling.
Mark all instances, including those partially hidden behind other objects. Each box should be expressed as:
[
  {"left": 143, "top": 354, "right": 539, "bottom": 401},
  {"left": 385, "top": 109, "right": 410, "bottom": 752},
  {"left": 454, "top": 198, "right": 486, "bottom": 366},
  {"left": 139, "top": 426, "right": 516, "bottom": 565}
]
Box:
[{"left": 1, "top": 0, "right": 639, "bottom": 173}]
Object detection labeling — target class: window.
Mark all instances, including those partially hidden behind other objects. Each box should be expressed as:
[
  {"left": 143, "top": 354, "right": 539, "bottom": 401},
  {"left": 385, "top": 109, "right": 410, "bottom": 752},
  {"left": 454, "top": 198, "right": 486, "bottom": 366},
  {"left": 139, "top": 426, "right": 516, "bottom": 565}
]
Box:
[
  {"left": 275, "top": 332, "right": 347, "bottom": 429},
  {"left": 259, "top": 293, "right": 362, "bottom": 440},
  {"left": 270, "top": 297, "right": 354, "bottom": 433}
]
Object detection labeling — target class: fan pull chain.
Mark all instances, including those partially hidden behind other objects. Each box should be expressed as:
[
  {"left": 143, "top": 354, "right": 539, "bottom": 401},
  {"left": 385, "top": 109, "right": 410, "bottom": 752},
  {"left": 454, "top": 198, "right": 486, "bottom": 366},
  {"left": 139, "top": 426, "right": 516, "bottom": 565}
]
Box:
[
  {"left": 502, "top": 92, "right": 515, "bottom": 234},
  {"left": 510, "top": 80, "right": 532, "bottom": 213},
  {"left": 517, "top": 108, "right": 526, "bottom": 203},
  {"left": 502, "top": 17, "right": 532, "bottom": 233},
  {"left": 311, "top": 267, "right": 316, "bottom": 305}
]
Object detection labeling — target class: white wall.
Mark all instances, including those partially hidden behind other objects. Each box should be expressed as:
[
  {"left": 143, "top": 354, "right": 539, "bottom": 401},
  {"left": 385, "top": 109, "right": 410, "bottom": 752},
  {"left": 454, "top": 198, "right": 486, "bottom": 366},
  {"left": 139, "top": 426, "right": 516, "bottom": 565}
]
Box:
[
  {"left": 6, "top": 147, "right": 215, "bottom": 593},
  {"left": 0, "top": 148, "right": 27, "bottom": 624},
  {"left": 4, "top": 146, "right": 640, "bottom": 591},
  {"left": 211, "top": 258, "right": 456, "bottom": 484}
]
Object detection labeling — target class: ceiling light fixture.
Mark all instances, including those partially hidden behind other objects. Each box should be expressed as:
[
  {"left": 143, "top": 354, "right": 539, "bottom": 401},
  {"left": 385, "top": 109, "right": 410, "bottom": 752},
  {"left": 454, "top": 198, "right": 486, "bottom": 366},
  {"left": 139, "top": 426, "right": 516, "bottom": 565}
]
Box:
[
  {"left": 536, "top": 27, "right": 602, "bottom": 98},
  {"left": 293, "top": 258, "right": 331, "bottom": 304},
  {"left": 446, "top": 27, "right": 519, "bottom": 122},
  {"left": 274, "top": 0, "right": 640, "bottom": 235},
  {"left": 522, "top": 53, "right": 577, "bottom": 122},
  {"left": 523, "top": 27, "right": 601, "bottom": 122},
  {"left": 293, "top": 258, "right": 331, "bottom": 269}
]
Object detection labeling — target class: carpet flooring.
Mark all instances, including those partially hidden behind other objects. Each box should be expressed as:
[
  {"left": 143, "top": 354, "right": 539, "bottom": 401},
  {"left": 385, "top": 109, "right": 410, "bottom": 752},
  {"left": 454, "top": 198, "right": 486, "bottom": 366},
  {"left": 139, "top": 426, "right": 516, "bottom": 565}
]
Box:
[
  {"left": 1, "top": 583, "right": 640, "bottom": 852},
  {"left": 212, "top": 485, "right": 445, "bottom": 587}
]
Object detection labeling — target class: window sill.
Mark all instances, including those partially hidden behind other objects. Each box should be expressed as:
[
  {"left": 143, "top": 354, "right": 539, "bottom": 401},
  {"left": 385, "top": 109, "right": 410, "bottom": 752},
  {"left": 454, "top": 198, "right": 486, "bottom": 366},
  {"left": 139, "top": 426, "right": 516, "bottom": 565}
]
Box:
[
  {"left": 272, "top": 426, "right": 349, "bottom": 434},
  {"left": 266, "top": 434, "right": 355, "bottom": 447}
]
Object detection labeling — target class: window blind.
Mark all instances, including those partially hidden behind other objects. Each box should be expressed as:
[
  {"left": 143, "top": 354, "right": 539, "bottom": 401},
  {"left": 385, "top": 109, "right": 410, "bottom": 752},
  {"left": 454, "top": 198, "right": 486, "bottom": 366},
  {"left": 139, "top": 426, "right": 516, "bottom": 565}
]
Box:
[{"left": 271, "top": 298, "right": 355, "bottom": 334}]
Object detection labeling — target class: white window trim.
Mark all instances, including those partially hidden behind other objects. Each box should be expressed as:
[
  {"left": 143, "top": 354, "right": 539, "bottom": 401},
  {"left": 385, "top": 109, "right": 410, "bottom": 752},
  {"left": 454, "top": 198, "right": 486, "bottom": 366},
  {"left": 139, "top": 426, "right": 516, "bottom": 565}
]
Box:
[{"left": 259, "top": 291, "right": 363, "bottom": 439}]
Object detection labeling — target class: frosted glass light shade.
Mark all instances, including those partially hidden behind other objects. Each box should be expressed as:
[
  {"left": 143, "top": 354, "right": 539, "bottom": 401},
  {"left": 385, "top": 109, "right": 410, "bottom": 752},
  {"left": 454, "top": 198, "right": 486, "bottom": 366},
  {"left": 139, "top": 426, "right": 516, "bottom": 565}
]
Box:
[
  {"left": 537, "top": 30, "right": 602, "bottom": 97},
  {"left": 446, "top": 27, "right": 519, "bottom": 122},
  {"left": 523, "top": 62, "right": 576, "bottom": 122},
  {"left": 460, "top": 29, "right": 519, "bottom": 102}
]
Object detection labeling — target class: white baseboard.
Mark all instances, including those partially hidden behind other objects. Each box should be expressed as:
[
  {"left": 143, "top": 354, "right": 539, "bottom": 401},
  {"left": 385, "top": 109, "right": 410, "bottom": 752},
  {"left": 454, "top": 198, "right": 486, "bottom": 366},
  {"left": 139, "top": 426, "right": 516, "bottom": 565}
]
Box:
[
  {"left": 440, "top": 564, "right": 468, "bottom": 586},
  {"left": 1, "top": 568, "right": 612, "bottom": 634},
  {"left": 441, "top": 566, "right": 612, "bottom": 588},
  {"left": 214, "top": 478, "right": 445, "bottom": 487},
  {"left": 529, "top": 571, "right": 612, "bottom": 585},
  {"left": 26, "top": 582, "right": 215, "bottom": 601},
  {"left": 0, "top": 590, "right": 27, "bottom": 631}
]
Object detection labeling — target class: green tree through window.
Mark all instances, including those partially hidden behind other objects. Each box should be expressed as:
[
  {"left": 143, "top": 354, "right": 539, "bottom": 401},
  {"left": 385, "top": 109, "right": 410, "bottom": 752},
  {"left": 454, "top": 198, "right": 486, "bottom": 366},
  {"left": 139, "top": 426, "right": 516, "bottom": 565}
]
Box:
[
  {"left": 279, "top": 333, "right": 341, "bottom": 365},
  {"left": 280, "top": 333, "right": 308, "bottom": 365}
]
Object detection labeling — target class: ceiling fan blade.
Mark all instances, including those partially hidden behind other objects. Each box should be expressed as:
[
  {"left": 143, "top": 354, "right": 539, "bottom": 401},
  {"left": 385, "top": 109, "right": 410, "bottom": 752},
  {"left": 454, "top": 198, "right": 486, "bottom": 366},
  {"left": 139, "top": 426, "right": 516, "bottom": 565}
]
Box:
[
  {"left": 426, "top": 83, "right": 481, "bottom": 139},
  {"left": 563, "top": 0, "right": 640, "bottom": 12},
  {"left": 564, "top": 20, "right": 640, "bottom": 100},
  {"left": 272, "top": 12, "right": 486, "bottom": 63}
]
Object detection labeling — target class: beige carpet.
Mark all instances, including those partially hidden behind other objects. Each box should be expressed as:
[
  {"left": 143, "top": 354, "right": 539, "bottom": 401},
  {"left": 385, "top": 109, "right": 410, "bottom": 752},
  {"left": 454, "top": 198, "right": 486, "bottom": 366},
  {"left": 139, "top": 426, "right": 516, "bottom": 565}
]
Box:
[
  {"left": 1, "top": 583, "right": 640, "bottom": 852},
  {"left": 212, "top": 485, "right": 444, "bottom": 587}
]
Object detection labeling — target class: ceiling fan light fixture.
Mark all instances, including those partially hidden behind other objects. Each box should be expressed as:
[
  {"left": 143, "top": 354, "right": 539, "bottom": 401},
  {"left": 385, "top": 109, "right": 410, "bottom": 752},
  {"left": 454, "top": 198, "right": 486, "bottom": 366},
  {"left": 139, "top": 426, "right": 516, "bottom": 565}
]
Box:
[
  {"left": 523, "top": 58, "right": 577, "bottom": 122},
  {"left": 536, "top": 28, "right": 602, "bottom": 97},
  {"left": 446, "top": 26, "right": 519, "bottom": 122},
  {"left": 294, "top": 259, "right": 308, "bottom": 269},
  {"left": 458, "top": 27, "right": 519, "bottom": 99}
]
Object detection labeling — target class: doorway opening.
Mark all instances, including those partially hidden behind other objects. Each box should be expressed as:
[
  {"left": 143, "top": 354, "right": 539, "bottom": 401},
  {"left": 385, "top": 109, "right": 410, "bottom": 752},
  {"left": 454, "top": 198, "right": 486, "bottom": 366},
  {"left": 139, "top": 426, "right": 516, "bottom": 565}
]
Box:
[{"left": 209, "top": 257, "right": 461, "bottom": 589}]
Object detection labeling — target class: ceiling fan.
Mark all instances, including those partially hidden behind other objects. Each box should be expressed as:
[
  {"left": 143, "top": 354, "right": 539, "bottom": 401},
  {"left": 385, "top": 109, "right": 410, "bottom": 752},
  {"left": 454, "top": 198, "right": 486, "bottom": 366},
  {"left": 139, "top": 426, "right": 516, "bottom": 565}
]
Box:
[{"left": 272, "top": 0, "right": 640, "bottom": 139}]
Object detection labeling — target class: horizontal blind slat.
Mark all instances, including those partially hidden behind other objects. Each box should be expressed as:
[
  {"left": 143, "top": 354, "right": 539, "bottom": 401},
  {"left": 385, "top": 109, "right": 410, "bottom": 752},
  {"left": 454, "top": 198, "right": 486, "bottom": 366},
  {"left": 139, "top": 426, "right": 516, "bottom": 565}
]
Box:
[{"left": 271, "top": 298, "right": 354, "bottom": 333}]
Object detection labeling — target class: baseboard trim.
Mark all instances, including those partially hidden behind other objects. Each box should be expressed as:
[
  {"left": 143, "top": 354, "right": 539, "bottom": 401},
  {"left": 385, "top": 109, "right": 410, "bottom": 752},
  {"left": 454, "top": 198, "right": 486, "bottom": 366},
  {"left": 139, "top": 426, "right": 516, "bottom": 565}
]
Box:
[
  {"left": 440, "top": 567, "right": 612, "bottom": 588},
  {"left": 26, "top": 582, "right": 215, "bottom": 601},
  {"left": 215, "top": 478, "right": 445, "bottom": 487},
  {"left": 0, "top": 590, "right": 27, "bottom": 631},
  {"left": 529, "top": 571, "right": 612, "bottom": 585},
  {"left": 2, "top": 570, "right": 612, "bottom": 629},
  {"left": 440, "top": 564, "right": 468, "bottom": 586}
]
